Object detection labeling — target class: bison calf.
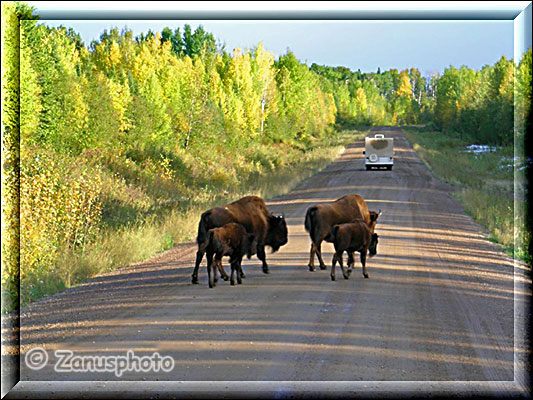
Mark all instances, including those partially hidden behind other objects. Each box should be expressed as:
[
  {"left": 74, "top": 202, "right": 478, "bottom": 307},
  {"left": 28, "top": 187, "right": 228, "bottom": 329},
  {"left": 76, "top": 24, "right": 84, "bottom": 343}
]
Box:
[
  {"left": 199, "top": 223, "right": 255, "bottom": 288},
  {"left": 328, "top": 221, "right": 379, "bottom": 281}
]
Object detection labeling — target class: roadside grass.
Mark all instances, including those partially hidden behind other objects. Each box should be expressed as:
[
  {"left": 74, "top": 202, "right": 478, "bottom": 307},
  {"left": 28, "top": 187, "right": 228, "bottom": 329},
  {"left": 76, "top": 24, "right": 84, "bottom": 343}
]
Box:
[
  {"left": 402, "top": 126, "right": 530, "bottom": 268},
  {"left": 20, "top": 129, "right": 363, "bottom": 305}
]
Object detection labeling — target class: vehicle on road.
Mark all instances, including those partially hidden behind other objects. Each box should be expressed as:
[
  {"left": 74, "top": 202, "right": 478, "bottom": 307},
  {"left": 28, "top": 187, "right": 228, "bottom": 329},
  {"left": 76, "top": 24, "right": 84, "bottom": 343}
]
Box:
[{"left": 364, "top": 133, "right": 394, "bottom": 170}]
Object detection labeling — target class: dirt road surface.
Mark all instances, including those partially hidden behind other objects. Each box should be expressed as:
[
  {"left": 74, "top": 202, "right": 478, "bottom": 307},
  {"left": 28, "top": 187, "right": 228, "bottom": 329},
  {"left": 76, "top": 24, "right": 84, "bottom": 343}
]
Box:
[{"left": 6, "top": 127, "right": 531, "bottom": 398}]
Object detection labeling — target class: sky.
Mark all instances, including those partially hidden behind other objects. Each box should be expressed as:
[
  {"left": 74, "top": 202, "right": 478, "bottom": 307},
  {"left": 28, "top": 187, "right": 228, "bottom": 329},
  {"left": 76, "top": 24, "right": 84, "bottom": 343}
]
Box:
[{"left": 27, "top": 2, "right": 524, "bottom": 77}]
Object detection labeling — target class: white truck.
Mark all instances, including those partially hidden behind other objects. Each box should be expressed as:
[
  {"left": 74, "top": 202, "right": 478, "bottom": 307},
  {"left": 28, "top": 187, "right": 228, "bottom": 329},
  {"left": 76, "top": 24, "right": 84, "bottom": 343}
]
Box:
[{"left": 364, "top": 133, "right": 394, "bottom": 170}]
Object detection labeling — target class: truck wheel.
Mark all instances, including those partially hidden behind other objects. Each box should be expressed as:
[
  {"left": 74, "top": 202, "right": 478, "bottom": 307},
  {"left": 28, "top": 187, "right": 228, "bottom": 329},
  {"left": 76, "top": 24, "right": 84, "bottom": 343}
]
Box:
[
  {"left": 366, "top": 165, "right": 371, "bottom": 171},
  {"left": 387, "top": 165, "right": 392, "bottom": 170}
]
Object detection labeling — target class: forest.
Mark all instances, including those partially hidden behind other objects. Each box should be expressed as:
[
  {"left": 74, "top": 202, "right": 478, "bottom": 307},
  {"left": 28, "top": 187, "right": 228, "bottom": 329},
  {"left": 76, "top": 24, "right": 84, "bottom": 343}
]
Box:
[{"left": 2, "top": 2, "right": 531, "bottom": 309}]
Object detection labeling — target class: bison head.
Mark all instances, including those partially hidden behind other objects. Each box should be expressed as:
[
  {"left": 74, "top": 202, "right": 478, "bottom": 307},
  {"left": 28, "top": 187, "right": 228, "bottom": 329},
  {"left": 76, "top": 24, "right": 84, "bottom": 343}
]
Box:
[
  {"left": 368, "top": 209, "right": 382, "bottom": 233},
  {"left": 266, "top": 214, "right": 288, "bottom": 253},
  {"left": 369, "top": 233, "right": 379, "bottom": 257}
]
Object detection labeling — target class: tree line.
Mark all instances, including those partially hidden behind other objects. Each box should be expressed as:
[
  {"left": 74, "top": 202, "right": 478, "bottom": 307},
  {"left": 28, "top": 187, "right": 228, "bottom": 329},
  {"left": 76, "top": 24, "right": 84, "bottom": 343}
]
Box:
[
  {"left": 19, "top": 12, "right": 531, "bottom": 158},
  {"left": 311, "top": 52, "right": 530, "bottom": 147}
]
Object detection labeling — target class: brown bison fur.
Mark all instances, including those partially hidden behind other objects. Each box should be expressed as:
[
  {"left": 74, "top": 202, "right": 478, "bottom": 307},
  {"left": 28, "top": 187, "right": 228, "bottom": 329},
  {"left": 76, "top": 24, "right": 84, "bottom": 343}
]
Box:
[
  {"left": 192, "top": 196, "right": 288, "bottom": 284},
  {"left": 199, "top": 223, "right": 255, "bottom": 288},
  {"left": 304, "top": 194, "right": 381, "bottom": 271},
  {"left": 329, "top": 221, "right": 379, "bottom": 281}
]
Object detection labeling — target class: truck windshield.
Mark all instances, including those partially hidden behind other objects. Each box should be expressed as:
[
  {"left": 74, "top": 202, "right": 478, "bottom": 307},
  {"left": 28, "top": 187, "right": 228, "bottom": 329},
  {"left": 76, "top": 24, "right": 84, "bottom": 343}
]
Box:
[{"left": 369, "top": 139, "right": 389, "bottom": 150}]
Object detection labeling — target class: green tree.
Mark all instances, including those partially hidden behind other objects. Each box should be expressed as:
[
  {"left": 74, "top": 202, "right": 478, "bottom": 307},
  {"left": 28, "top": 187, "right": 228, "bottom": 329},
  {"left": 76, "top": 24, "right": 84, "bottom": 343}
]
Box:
[
  {"left": 434, "top": 66, "right": 462, "bottom": 130},
  {"left": 490, "top": 56, "right": 514, "bottom": 145},
  {"left": 20, "top": 19, "right": 42, "bottom": 142},
  {"left": 515, "top": 48, "right": 532, "bottom": 140},
  {"left": 1, "top": 1, "right": 38, "bottom": 310},
  {"left": 183, "top": 24, "right": 217, "bottom": 58},
  {"left": 161, "top": 27, "right": 184, "bottom": 55}
]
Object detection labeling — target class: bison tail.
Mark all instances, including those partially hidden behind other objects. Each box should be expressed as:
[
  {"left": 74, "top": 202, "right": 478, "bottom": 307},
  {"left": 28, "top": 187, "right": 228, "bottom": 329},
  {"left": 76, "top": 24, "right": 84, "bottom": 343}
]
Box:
[
  {"left": 305, "top": 206, "right": 320, "bottom": 243},
  {"left": 198, "top": 230, "right": 213, "bottom": 253},
  {"left": 304, "top": 207, "right": 317, "bottom": 233},
  {"left": 196, "top": 211, "right": 211, "bottom": 245}
]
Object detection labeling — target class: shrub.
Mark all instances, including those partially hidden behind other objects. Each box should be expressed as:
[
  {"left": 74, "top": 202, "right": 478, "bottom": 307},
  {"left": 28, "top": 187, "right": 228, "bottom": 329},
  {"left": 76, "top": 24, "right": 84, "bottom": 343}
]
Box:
[{"left": 20, "top": 148, "right": 103, "bottom": 302}]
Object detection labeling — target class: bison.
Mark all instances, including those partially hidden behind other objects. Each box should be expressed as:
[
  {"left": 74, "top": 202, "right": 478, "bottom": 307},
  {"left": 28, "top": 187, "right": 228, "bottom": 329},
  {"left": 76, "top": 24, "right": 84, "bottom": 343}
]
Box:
[
  {"left": 328, "top": 221, "right": 379, "bottom": 281},
  {"left": 199, "top": 223, "right": 255, "bottom": 288},
  {"left": 304, "top": 194, "right": 381, "bottom": 271},
  {"left": 192, "top": 196, "right": 288, "bottom": 284}
]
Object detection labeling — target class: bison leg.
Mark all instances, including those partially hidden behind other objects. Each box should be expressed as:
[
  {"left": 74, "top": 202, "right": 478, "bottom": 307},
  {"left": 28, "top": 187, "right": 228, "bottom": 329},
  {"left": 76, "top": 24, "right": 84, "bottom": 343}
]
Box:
[
  {"left": 330, "top": 253, "right": 338, "bottom": 281},
  {"left": 339, "top": 252, "right": 350, "bottom": 280},
  {"left": 213, "top": 258, "right": 219, "bottom": 284},
  {"left": 206, "top": 253, "right": 215, "bottom": 288},
  {"left": 360, "top": 251, "right": 369, "bottom": 278},
  {"left": 230, "top": 259, "right": 236, "bottom": 286},
  {"left": 216, "top": 259, "right": 229, "bottom": 281},
  {"left": 257, "top": 245, "right": 269, "bottom": 274},
  {"left": 315, "top": 241, "right": 327, "bottom": 270},
  {"left": 346, "top": 252, "right": 355, "bottom": 276},
  {"left": 230, "top": 258, "right": 242, "bottom": 285},
  {"left": 236, "top": 260, "right": 243, "bottom": 284},
  {"left": 192, "top": 249, "right": 204, "bottom": 284},
  {"left": 308, "top": 243, "right": 316, "bottom": 271}
]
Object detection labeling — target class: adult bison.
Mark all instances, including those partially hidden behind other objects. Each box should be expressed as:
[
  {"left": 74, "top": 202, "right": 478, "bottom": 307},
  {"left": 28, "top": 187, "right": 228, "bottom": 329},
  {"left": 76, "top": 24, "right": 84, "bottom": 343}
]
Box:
[
  {"left": 192, "top": 196, "right": 288, "bottom": 284},
  {"left": 304, "top": 194, "right": 381, "bottom": 271}
]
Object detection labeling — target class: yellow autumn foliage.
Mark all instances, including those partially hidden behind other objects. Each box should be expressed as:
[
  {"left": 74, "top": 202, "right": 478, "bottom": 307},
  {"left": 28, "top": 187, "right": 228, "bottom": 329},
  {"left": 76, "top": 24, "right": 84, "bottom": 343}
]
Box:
[{"left": 20, "top": 149, "right": 103, "bottom": 302}]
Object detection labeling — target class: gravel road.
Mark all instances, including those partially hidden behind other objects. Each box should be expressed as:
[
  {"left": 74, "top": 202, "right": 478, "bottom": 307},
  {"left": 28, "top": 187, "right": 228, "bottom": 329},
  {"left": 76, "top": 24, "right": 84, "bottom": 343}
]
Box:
[{"left": 6, "top": 127, "right": 530, "bottom": 398}]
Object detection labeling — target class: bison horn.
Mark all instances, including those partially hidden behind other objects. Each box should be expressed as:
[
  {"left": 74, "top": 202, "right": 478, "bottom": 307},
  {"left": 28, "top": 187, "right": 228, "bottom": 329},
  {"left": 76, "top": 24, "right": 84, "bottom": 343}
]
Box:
[{"left": 378, "top": 209, "right": 382, "bottom": 217}]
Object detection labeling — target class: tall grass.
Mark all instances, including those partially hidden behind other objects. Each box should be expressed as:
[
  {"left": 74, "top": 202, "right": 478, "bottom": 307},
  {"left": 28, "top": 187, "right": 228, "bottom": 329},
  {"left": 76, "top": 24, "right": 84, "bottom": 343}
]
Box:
[{"left": 403, "top": 126, "right": 530, "bottom": 268}]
